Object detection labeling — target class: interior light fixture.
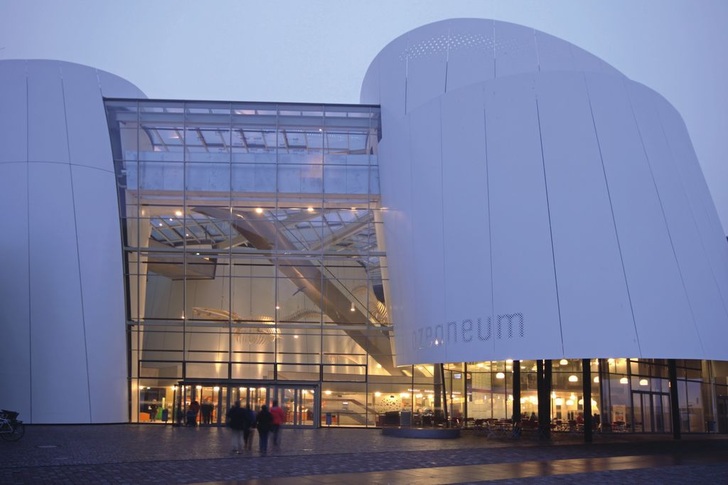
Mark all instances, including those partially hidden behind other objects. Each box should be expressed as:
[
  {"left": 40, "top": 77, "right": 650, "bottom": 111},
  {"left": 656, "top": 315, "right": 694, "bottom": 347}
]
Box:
[
  {"left": 593, "top": 376, "right": 600, "bottom": 383},
  {"left": 496, "top": 372, "right": 505, "bottom": 379},
  {"left": 620, "top": 377, "right": 629, "bottom": 384},
  {"left": 639, "top": 379, "right": 649, "bottom": 386},
  {"left": 307, "top": 207, "right": 314, "bottom": 212},
  {"left": 566, "top": 399, "right": 574, "bottom": 406},
  {"left": 255, "top": 207, "right": 263, "bottom": 214},
  {"left": 560, "top": 359, "right": 568, "bottom": 365},
  {"left": 555, "top": 398, "right": 563, "bottom": 406},
  {"left": 568, "top": 375, "right": 578, "bottom": 382},
  {"left": 175, "top": 210, "right": 183, "bottom": 217}
]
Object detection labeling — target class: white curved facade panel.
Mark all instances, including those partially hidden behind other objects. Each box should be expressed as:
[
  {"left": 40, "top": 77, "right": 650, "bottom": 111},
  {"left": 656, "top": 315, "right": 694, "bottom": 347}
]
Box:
[
  {"left": 535, "top": 72, "right": 637, "bottom": 358},
  {"left": 440, "top": 87, "right": 492, "bottom": 363},
  {"left": 0, "top": 67, "right": 27, "bottom": 162},
  {"left": 27, "top": 62, "right": 70, "bottom": 164},
  {"left": 0, "top": 162, "right": 31, "bottom": 405},
  {"left": 586, "top": 73, "right": 700, "bottom": 356},
  {"left": 28, "top": 162, "right": 89, "bottom": 423},
  {"left": 482, "top": 77, "right": 562, "bottom": 361},
  {"left": 363, "top": 19, "right": 728, "bottom": 365},
  {"left": 0, "top": 60, "right": 145, "bottom": 423},
  {"left": 73, "top": 167, "right": 128, "bottom": 422}
]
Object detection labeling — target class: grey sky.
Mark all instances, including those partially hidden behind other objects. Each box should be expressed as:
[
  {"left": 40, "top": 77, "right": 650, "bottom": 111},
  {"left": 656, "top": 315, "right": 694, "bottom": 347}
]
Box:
[{"left": 2, "top": 0, "right": 727, "bottom": 232}]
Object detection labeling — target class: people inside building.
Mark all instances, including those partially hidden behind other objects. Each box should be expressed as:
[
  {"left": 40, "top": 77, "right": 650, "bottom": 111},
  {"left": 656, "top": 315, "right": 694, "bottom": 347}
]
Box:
[
  {"left": 187, "top": 400, "right": 200, "bottom": 426},
  {"left": 149, "top": 400, "right": 158, "bottom": 422},
  {"left": 201, "top": 398, "right": 214, "bottom": 425}
]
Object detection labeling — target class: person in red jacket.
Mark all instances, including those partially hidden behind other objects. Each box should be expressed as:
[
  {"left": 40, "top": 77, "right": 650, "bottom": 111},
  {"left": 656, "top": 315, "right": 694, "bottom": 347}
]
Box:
[{"left": 270, "top": 399, "right": 286, "bottom": 449}]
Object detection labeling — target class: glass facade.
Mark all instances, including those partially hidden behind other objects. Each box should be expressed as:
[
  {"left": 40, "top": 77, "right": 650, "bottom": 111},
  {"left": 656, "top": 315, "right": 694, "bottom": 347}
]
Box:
[
  {"left": 106, "top": 99, "right": 728, "bottom": 434},
  {"left": 106, "top": 99, "right": 401, "bottom": 426}
]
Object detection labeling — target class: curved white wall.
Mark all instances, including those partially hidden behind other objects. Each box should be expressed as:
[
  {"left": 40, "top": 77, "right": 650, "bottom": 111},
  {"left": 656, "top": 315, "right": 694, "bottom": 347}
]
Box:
[
  {"left": 0, "top": 60, "right": 145, "bottom": 423},
  {"left": 362, "top": 19, "right": 728, "bottom": 365}
]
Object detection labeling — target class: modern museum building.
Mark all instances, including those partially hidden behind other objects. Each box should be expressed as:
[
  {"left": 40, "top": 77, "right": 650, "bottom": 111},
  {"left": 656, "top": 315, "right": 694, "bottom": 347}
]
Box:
[{"left": 3, "top": 19, "right": 728, "bottom": 437}]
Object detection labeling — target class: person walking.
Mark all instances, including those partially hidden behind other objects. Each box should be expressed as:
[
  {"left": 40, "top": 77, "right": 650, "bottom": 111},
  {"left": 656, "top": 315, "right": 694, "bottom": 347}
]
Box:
[
  {"left": 254, "top": 404, "right": 273, "bottom": 456},
  {"left": 242, "top": 405, "right": 256, "bottom": 451},
  {"left": 270, "top": 399, "right": 286, "bottom": 450},
  {"left": 226, "top": 401, "right": 246, "bottom": 453}
]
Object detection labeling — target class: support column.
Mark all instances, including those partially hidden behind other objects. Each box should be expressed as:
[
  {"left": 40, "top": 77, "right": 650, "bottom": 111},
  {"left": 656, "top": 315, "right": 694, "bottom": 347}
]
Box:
[
  {"left": 434, "top": 364, "right": 443, "bottom": 426},
  {"left": 513, "top": 360, "right": 521, "bottom": 423},
  {"left": 537, "top": 360, "right": 552, "bottom": 440},
  {"left": 582, "top": 359, "right": 593, "bottom": 443},
  {"left": 668, "top": 359, "right": 681, "bottom": 440},
  {"left": 441, "top": 364, "right": 449, "bottom": 427}
]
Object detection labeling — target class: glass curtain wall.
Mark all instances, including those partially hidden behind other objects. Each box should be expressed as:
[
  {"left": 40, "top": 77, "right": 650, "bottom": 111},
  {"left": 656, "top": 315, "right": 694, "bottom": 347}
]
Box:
[{"left": 106, "top": 99, "right": 397, "bottom": 425}]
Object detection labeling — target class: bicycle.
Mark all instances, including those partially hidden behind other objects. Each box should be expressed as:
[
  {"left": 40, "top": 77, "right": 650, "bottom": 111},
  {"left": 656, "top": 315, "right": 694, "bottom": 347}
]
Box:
[{"left": 0, "top": 409, "right": 25, "bottom": 441}]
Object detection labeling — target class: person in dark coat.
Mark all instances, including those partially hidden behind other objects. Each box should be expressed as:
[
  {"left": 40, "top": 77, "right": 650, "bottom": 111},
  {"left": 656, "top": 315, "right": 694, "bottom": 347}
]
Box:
[
  {"left": 242, "top": 405, "right": 256, "bottom": 451},
  {"left": 187, "top": 400, "right": 200, "bottom": 426},
  {"left": 226, "top": 401, "right": 246, "bottom": 453},
  {"left": 254, "top": 404, "right": 274, "bottom": 455}
]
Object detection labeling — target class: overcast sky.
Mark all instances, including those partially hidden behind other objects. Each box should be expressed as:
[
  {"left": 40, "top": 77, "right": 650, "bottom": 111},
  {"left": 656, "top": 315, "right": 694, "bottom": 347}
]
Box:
[{"left": 2, "top": 0, "right": 727, "bottom": 232}]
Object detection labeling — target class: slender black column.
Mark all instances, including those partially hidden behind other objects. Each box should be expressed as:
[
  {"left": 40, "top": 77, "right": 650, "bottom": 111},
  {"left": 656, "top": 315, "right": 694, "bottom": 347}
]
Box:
[
  {"left": 668, "top": 359, "right": 681, "bottom": 440},
  {"left": 537, "top": 360, "right": 552, "bottom": 440},
  {"left": 434, "top": 365, "right": 443, "bottom": 426},
  {"left": 513, "top": 360, "right": 521, "bottom": 423},
  {"left": 441, "top": 364, "right": 450, "bottom": 427},
  {"left": 544, "top": 360, "right": 552, "bottom": 440},
  {"left": 582, "top": 358, "right": 593, "bottom": 443}
]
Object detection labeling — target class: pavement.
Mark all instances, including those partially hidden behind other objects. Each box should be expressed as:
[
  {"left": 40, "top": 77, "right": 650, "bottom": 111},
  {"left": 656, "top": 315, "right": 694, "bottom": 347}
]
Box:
[{"left": 1, "top": 424, "right": 728, "bottom": 484}]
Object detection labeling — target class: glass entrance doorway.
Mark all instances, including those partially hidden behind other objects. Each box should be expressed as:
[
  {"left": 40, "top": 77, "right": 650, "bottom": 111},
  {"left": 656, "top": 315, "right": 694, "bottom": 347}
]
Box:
[
  {"left": 632, "top": 391, "right": 671, "bottom": 433},
  {"left": 175, "top": 381, "right": 319, "bottom": 428}
]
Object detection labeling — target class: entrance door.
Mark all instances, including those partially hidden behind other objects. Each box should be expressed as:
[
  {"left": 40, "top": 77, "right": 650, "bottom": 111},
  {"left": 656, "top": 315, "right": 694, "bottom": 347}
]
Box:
[
  {"left": 632, "top": 391, "right": 670, "bottom": 433},
  {"left": 274, "top": 387, "right": 317, "bottom": 426},
  {"left": 224, "top": 383, "right": 319, "bottom": 428}
]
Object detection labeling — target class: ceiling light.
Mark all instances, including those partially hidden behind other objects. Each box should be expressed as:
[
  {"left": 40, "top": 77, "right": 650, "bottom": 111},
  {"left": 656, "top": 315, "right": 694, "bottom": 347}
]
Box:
[
  {"left": 560, "top": 359, "right": 568, "bottom": 365},
  {"left": 175, "top": 210, "right": 183, "bottom": 217},
  {"left": 639, "top": 379, "right": 649, "bottom": 386},
  {"left": 568, "top": 375, "right": 578, "bottom": 382},
  {"left": 620, "top": 377, "right": 628, "bottom": 384},
  {"left": 496, "top": 372, "right": 505, "bottom": 379},
  {"left": 255, "top": 207, "right": 263, "bottom": 214}
]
